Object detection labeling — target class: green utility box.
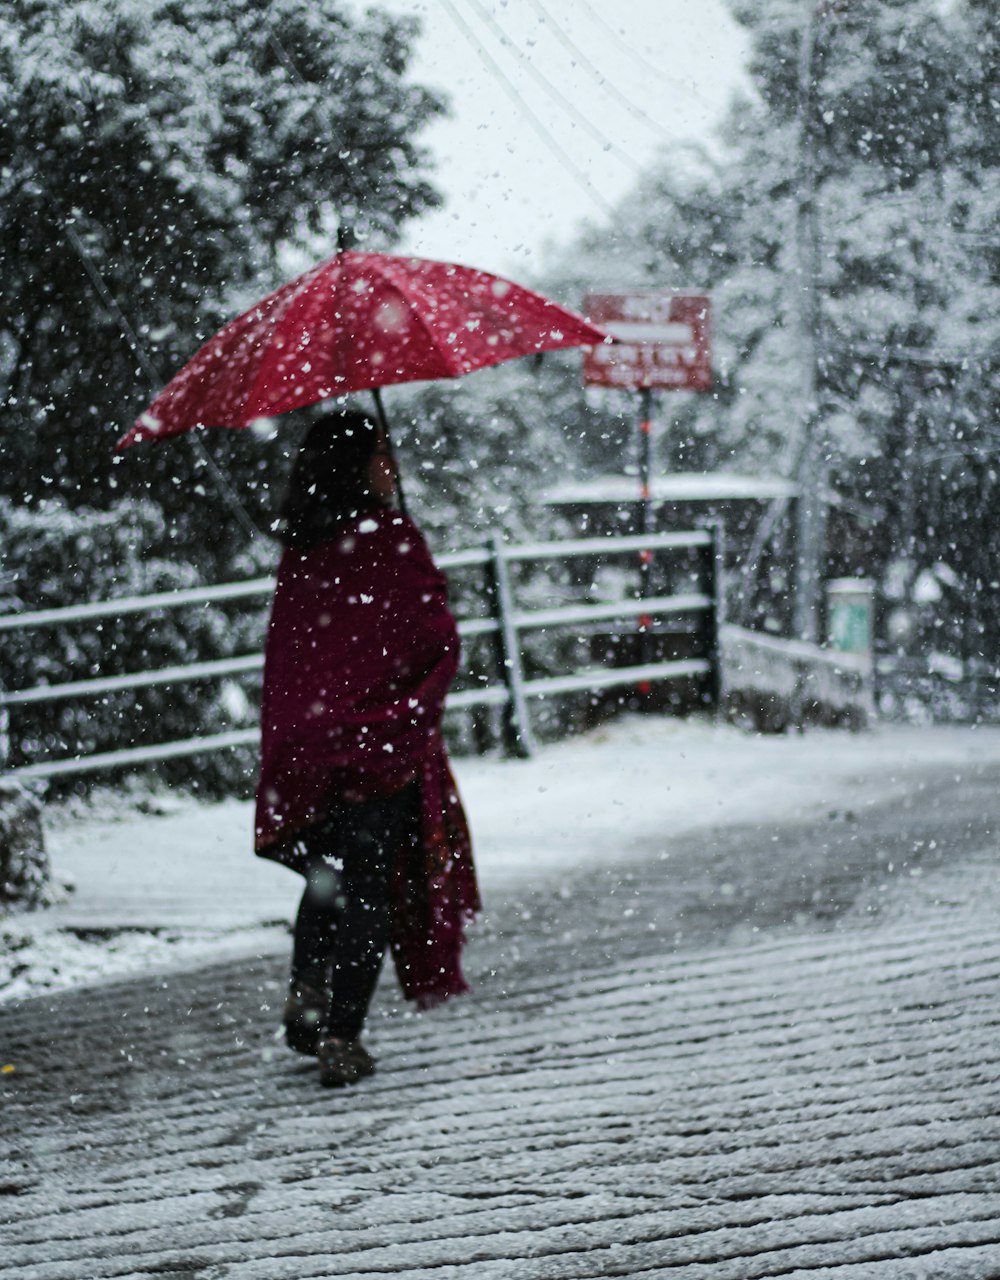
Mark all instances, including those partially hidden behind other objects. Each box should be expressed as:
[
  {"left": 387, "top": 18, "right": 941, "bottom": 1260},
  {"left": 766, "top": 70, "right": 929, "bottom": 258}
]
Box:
[{"left": 826, "top": 578, "right": 874, "bottom": 655}]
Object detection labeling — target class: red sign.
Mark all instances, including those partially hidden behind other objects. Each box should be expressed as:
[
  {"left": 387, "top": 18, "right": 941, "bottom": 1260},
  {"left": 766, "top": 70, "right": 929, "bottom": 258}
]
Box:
[{"left": 583, "top": 292, "right": 711, "bottom": 391}]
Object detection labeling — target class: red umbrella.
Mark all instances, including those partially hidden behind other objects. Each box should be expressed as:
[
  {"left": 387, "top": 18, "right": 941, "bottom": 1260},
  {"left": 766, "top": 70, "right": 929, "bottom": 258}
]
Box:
[{"left": 118, "top": 250, "right": 610, "bottom": 449}]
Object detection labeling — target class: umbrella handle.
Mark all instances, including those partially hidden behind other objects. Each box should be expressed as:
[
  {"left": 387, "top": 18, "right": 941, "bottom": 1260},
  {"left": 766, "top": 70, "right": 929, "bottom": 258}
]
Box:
[{"left": 371, "top": 387, "right": 408, "bottom": 516}]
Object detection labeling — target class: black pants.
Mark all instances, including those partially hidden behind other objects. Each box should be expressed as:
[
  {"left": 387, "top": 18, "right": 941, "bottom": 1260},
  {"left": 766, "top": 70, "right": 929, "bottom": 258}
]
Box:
[{"left": 291, "top": 783, "right": 417, "bottom": 1040}]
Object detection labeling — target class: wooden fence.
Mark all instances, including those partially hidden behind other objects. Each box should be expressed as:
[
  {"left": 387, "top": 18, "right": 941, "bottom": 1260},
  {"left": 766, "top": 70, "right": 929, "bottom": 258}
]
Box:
[{"left": 0, "top": 527, "right": 723, "bottom": 783}]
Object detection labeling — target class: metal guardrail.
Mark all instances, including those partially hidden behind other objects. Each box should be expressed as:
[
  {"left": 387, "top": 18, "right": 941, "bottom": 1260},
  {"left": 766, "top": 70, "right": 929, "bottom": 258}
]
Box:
[{"left": 0, "top": 528, "right": 721, "bottom": 781}]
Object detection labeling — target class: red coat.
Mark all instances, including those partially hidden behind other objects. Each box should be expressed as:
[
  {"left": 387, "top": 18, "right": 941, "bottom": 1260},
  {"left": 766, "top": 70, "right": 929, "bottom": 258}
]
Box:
[{"left": 255, "top": 507, "right": 479, "bottom": 1007}]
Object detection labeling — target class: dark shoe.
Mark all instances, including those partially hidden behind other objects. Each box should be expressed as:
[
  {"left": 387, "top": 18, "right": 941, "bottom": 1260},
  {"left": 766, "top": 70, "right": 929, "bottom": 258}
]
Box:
[
  {"left": 283, "top": 981, "right": 325, "bottom": 1057},
  {"left": 317, "top": 1036, "right": 376, "bottom": 1088}
]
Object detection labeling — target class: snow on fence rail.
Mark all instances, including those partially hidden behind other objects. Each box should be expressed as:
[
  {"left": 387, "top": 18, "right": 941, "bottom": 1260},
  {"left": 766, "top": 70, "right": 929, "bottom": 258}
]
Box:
[
  {"left": 721, "top": 623, "right": 874, "bottom": 731},
  {"left": 0, "top": 528, "right": 722, "bottom": 782}
]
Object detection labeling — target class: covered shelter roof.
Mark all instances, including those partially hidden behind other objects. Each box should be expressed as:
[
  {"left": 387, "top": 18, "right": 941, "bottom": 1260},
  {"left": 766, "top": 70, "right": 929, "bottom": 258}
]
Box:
[{"left": 542, "top": 474, "right": 799, "bottom": 506}]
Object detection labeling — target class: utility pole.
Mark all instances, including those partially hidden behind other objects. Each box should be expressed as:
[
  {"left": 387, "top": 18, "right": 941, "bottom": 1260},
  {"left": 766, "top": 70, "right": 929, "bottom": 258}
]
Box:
[{"left": 793, "top": 2, "right": 829, "bottom": 643}]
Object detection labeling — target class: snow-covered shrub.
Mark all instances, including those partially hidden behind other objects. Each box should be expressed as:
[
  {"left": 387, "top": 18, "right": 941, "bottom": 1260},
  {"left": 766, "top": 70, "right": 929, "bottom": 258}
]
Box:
[{"left": 0, "top": 780, "right": 49, "bottom": 911}]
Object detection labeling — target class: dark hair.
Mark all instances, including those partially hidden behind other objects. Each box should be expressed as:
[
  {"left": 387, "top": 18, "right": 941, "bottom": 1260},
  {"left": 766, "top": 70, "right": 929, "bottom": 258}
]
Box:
[{"left": 278, "top": 410, "right": 382, "bottom": 550}]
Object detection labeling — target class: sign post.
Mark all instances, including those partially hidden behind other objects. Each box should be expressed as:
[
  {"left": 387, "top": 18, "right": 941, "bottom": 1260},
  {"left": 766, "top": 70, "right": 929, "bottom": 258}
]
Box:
[
  {"left": 583, "top": 292, "right": 712, "bottom": 688},
  {"left": 638, "top": 386, "right": 654, "bottom": 642}
]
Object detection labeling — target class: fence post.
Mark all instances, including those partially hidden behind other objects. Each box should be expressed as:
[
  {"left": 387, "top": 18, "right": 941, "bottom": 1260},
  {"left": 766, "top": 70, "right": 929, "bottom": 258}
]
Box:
[
  {"left": 0, "top": 570, "right": 9, "bottom": 774},
  {"left": 791, "top": 659, "right": 808, "bottom": 733},
  {"left": 485, "top": 531, "right": 535, "bottom": 759},
  {"left": 706, "top": 519, "right": 726, "bottom": 712}
]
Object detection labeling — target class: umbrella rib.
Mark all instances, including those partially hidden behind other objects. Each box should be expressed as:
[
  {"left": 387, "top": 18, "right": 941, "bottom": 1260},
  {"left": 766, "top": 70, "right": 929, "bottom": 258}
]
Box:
[
  {"left": 240, "top": 262, "right": 329, "bottom": 420},
  {"left": 367, "top": 261, "right": 471, "bottom": 381}
]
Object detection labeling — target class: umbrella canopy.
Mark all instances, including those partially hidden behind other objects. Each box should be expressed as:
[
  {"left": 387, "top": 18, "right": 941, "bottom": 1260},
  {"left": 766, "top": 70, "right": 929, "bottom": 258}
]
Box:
[{"left": 118, "top": 250, "right": 610, "bottom": 449}]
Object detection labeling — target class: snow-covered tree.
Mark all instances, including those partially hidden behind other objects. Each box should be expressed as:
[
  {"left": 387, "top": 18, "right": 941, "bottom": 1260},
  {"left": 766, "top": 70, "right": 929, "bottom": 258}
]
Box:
[
  {"left": 545, "top": 0, "right": 1000, "bottom": 692},
  {"left": 0, "top": 0, "right": 444, "bottom": 567}
]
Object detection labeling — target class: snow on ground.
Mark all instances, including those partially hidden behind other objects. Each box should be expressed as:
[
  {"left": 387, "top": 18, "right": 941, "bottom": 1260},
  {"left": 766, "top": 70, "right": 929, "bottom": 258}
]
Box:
[{"left": 4, "top": 715, "right": 1000, "bottom": 1004}]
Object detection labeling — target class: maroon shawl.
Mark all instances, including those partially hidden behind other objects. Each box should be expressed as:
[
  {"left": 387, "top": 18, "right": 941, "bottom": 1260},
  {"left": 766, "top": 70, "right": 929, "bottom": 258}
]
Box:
[{"left": 255, "top": 508, "right": 479, "bottom": 1008}]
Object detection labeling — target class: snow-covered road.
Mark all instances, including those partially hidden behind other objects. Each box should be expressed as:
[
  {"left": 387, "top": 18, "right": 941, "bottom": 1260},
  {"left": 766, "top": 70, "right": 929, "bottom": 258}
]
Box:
[
  {"left": 5, "top": 716, "right": 1000, "bottom": 1002},
  {"left": 2, "top": 717, "right": 999, "bottom": 1277}
]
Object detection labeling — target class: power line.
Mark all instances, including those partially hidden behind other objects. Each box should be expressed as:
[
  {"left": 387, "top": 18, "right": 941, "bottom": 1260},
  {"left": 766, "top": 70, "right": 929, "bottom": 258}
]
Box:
[
  {"left": 523, "top": 0, "right": 677, "bottom": 144},
  {"left": 438, "top": 0, "right": 619, "bottom": 220},
  {"left": 461, "top": 0, "right": 645, "bottom": 175},
  {"left": 574, "top": 0, "right": 719, "bottom": 114}
]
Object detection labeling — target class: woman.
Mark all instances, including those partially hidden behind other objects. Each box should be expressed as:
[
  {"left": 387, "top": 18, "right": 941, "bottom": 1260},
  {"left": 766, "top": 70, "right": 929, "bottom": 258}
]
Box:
[{"left": 255, "top": 409, "right": 478, "bottom": 1088}]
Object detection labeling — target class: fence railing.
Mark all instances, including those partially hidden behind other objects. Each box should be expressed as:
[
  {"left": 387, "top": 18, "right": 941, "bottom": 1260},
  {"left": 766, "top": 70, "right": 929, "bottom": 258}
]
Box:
[
  {"left": 0, "top": 527, "right": 722, "bottom": 783},
  {"left": 721, "top": 624, "right": 874, "bottom": 731}
]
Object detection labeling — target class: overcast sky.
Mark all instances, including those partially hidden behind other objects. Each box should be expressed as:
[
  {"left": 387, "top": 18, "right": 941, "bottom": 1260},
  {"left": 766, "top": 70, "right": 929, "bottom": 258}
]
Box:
[{"left": 366, "top": 0, "right": 751, "bottom": 278}]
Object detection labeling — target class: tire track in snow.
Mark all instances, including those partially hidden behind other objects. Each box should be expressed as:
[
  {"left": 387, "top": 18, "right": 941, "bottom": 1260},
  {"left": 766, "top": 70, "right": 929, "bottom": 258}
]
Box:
[{"left": 2, "top": 839, "right": 1000, "bottom": 1277}]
